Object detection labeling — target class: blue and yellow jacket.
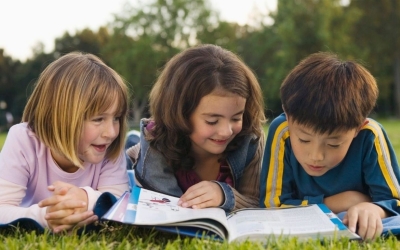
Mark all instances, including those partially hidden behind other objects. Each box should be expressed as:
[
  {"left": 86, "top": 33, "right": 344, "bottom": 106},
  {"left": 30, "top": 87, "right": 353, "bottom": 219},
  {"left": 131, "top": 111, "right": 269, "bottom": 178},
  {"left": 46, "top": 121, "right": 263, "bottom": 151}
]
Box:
[{"left": 260, "top": 113, "right": 400, "bottom": 215}]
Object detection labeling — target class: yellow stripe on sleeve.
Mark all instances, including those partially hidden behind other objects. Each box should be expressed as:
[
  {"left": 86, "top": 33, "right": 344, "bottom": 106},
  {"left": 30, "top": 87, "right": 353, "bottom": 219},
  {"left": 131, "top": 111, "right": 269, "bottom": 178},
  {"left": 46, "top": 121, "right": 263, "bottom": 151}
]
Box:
[
  {"left": 265, "top": 121, "right": 290, "bottom": 207},
  {"left": 363, "top": 119, "right": 400, "bottom": 199},
  {"left": 301, "top": 200, "right": 309, "bottom": 206}
]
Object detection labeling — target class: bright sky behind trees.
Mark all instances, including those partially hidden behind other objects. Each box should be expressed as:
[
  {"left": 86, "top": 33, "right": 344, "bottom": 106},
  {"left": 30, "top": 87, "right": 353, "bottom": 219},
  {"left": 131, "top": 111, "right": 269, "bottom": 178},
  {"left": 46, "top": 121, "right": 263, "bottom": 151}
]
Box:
[{"left": 0, "top": 0, "right": 276, "bottom": 61}]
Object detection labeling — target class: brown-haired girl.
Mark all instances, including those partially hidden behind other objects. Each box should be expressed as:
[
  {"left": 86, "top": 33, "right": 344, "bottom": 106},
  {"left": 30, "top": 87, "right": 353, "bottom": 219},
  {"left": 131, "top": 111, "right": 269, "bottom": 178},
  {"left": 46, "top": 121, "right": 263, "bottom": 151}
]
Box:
[{"left": 127, "top": 44, "right": 266, "bottom": 212}]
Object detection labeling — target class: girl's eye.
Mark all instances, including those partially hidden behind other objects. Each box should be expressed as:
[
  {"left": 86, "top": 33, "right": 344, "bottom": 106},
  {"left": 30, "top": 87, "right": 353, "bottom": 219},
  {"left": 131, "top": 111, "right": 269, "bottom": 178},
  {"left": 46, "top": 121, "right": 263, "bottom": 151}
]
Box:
[
  {"left": 232, "top": 117, "right": 242, "bottom": 122},
  {"left": 92, "top": 117, "right": 103, "bottom": 122},
  {"left": 114, "top": 116, "right": 121, "bottom": 122},
  {"left": 328, "top": 144, "right": 340, "bottom": 148},
  {"left": 206, "top": 120, "right": 218, "bottom": 125},
  {"left": 299, "top": 138, "right": 309, "bottom": 143}
]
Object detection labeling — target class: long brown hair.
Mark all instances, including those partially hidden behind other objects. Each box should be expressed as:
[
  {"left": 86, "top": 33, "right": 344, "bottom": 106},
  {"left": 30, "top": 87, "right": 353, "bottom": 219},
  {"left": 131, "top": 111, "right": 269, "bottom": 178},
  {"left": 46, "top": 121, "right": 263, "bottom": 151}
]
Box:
[{"left": 149, "top": 44, "right": 266, "bottom": 170}]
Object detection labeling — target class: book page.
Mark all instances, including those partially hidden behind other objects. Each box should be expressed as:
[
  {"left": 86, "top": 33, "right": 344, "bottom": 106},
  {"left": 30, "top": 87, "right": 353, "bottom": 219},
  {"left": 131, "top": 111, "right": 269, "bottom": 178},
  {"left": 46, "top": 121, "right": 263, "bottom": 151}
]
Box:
[
  {"left": 227, "top": 205, "right": 339, "bottom": 241},
  {"left": 132, "top": 189, "right": 229, "bottom": 229}
]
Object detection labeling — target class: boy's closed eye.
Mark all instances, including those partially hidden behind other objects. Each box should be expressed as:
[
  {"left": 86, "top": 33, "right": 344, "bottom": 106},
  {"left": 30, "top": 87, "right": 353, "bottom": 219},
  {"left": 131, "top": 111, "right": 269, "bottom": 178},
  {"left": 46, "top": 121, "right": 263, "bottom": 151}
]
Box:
[{"left": 298, "top": 138, "right": 309, "bottom": 143}]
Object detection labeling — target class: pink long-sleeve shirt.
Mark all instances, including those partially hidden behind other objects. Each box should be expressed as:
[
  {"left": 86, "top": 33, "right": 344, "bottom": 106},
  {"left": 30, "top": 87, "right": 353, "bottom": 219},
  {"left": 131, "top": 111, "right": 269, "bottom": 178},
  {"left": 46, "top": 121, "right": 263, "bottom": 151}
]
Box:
[{"left": 0, "top": 123, "right": 129, "bottom": 228}]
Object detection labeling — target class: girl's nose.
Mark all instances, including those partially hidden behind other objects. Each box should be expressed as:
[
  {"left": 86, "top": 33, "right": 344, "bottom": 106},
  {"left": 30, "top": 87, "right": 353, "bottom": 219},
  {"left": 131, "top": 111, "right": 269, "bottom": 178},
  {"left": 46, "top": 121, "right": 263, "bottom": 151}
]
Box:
[
  {"left": 103, "top": 121, "right": 118, "bottom": 139},
  {"left": 218, "top": 122, "right": 233, "bottom": 137}
]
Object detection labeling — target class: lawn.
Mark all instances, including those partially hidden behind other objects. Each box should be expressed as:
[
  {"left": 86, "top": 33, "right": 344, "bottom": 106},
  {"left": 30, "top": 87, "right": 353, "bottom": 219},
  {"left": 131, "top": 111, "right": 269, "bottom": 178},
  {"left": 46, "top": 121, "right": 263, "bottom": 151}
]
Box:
[
  {"left": 0, "top": 132, "right": 6, "bottom": 152},
  {"left": 0, "top": 119, "right": 400, "bottom": 249},
  {"left": 0, "top": 226, "right": 398, "bottom": 249},
  {"left": 379, "top": 119, "right": 400, "bottom": 156}
]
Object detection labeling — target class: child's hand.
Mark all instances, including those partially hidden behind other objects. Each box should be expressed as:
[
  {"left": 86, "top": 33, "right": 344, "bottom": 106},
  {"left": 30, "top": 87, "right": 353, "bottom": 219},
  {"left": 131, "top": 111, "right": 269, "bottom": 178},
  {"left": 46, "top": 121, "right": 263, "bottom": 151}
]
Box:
[
  {"left": 40, "top": 181, "right": 88, "bottom": 214},
  {"left": 46, "top": 209, "right": 97, "bottom": 233},
  {"left": 178, "top": 181, "right": 224, "bottom": 209},
  {"left": 342, "top": 202, "right": 386, "bottom": 240},
  {"left": 38, "top": 181, "right": 97, "bottom": 232}
]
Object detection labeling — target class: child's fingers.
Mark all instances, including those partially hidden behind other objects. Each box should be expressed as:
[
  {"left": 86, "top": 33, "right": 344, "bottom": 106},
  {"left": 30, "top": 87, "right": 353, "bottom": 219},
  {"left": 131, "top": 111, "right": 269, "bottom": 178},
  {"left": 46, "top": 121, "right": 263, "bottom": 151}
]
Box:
[
  {"left": 191, "top": 199, "right": 215, "bottom": 209},
  {"left": 183, "top": 195, "right": 212, "bottom": 209},
  {"left": 179, "top": 184, "right": 204, "bottom": 202},
  {"left": 45, "top": 209, "right": 75, "bottom": 220},
  {"left": 39, "top": 189, "right": 71, "bottom": 207},
  {"left": 51, "top": 224, "right": 74, "bottom": 234},
  {"left": 52, "top": 186, "right": 70, "bottom": 196},
  {"left": 345, "top": 210, "right": 359, "bottom": 234},
  {"left": 47, "top": 181, "right": 74, "bottom": 194},
  {"left": 73, "top": 215, "right": 99, "bottom": 229},
  {"left": 356, "top": 211, "right": 368, "bottom": 239},
  {"left": 39, "top": 195, "right": 86, "bottom": 209},
  {"left": 38, "top": 196, "right": 62, "bottom": 208},
  {"left": 342, "top": 213, "right": 348, "bottom": 225},
  {"left": 45, "top": 200, "right": 87, "bottom": 219},
  {"left": 51, "top": 211, "right": 95, "bottom": 233},
  {"left": 44, "top": 200, "right": 87, "bottom": 215},
  {"left": 179, "top": 181, "right": 223, "bottom": 208},
  {"left": 373, "top": 218, "right": 383, "bottom": 240},
  {"left": 179, "top": 190, "right": 207, "bottom": 208},
  {"left": 363, "top": 216, "right": 382, "bottom": 241}
]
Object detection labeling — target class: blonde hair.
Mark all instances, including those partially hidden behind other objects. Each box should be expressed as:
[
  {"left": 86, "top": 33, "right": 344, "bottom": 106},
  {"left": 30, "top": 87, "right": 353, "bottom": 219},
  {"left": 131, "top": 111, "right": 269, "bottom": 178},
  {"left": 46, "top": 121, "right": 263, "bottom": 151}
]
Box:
[{"left": 22, "top": 52, "right": 129, "bottom": 167}]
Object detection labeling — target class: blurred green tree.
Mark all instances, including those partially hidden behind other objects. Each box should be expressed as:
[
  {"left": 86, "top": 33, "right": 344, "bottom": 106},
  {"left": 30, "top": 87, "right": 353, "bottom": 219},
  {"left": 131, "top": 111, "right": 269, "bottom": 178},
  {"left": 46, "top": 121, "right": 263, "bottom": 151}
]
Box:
[
  {"left": 258, "top": 0, "right": 361, "bottom": 116},
  {"left": 12, "top": 51, "right": 55, "bottom": 122},
  {"left": 106, "top": 0, "right": 218, "bottom": 125},
  {"left": 349, "top": 0, "right": 400, "bottom": 117},
  {"left": 53, "top": 27, "right": 110, "bottom": 58},
  {"left": 0, "top": 49, "right": 19, "bottom": 117}
]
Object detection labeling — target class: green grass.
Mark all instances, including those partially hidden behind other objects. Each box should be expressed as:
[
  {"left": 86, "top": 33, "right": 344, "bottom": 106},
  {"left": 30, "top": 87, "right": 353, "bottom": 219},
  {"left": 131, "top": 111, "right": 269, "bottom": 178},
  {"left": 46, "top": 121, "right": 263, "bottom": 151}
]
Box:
[
  {"left": 0, "top": 226, "right": 400, "bottom": 249},
  {"left": 379, "top": 120, "right": 400, "bottom": 157},
  {"left": 0, "top": 132, "right": 6, "bottom": 152},
  {"left": 0, "top": 119, "right": 400, "bottom": 248}
]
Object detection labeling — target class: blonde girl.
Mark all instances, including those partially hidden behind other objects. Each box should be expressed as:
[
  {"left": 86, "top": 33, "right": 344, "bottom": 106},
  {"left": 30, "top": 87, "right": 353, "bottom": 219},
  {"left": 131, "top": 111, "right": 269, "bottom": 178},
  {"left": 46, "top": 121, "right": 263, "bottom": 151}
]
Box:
[{"left": 0, "top": 52, "right": 129, "bottom": 232}]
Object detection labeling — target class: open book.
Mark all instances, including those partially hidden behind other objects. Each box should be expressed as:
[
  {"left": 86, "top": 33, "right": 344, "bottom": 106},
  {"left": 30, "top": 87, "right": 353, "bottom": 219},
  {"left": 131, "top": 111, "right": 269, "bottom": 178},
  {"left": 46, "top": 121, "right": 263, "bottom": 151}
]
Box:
[{"left": 102, "top": 185, "right": 361, "bottom": 243}]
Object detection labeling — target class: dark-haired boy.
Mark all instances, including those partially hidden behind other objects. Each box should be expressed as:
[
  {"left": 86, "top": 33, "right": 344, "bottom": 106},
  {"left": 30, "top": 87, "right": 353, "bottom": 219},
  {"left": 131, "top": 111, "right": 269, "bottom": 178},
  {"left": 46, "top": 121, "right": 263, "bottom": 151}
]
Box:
[{"left": 260, "top": 52, "right": 400, "bottom": 240}]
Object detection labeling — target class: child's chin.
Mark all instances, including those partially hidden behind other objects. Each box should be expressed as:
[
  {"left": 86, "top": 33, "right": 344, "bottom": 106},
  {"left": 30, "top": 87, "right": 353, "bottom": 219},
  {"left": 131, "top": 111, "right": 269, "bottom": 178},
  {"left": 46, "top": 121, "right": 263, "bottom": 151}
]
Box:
[
  {"left": 83, "top": 156, "right": 105, "bottom": 165},
  {"left": 304, "top": 168, "right": 327, "bottom": 177}
]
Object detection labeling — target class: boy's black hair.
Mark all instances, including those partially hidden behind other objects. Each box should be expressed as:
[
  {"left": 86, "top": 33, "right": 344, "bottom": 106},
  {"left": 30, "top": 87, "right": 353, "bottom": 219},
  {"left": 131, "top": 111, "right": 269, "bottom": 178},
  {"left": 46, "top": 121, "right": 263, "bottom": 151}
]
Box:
[{"left": 281, "top": 52, "right": 378, "bottom": 134}]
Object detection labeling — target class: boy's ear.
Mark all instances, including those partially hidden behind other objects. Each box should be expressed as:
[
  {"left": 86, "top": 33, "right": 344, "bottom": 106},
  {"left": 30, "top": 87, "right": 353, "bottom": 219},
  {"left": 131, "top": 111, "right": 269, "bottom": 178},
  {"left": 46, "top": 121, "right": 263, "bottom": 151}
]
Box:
[{"left": 354, "top": 119, "right": 369, "bottom": 138}]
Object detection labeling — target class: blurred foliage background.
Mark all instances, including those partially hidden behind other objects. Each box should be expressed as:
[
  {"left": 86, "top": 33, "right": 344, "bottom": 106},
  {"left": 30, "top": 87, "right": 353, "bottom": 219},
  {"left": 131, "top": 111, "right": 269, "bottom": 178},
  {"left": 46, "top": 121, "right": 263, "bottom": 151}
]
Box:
[{"left": 0, "top": 0, "right": 399, "bottom": 131}]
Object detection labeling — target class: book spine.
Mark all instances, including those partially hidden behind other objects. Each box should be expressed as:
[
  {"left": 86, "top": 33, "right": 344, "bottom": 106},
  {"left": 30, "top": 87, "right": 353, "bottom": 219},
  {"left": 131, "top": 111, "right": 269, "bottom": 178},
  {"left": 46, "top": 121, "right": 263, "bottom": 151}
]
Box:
[
  {"left": 316, "top": 204, "right": 347, "bottom": 230},
  {"left": 123, "top": 185, "right": 141, "bottom": 223}
]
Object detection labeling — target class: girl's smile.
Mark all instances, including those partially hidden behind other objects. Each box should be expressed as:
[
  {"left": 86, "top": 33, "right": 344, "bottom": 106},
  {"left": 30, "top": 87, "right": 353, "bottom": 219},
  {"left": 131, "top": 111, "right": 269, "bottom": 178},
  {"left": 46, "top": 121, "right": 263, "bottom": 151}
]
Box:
[
  {"left": 92, "top": 144, "right": 108, "bottom": 153},
  {"left": 79, "top": 101, "right": 120, "bottom": 165},
  {"left": 189, "top": 90, "right": 246, "bottom": 158}
]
